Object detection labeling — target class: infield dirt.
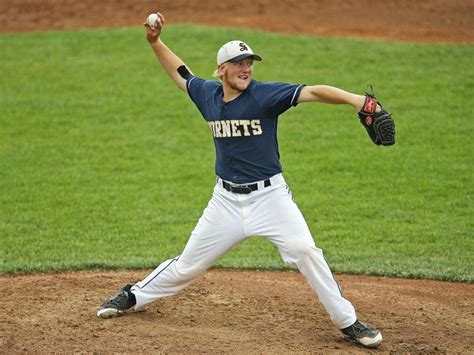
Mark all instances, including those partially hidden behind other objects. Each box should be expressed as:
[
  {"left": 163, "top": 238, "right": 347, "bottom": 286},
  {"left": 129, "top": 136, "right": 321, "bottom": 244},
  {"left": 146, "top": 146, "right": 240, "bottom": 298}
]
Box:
[
  {"left": 1, "top": 0, "right": 473, "bottom": 353},
  {"left": 2, "top": 270, "right": 473, "bottom": 353},
  {"left": 1, "top": 0, "right": 473, "bottom": 43}
]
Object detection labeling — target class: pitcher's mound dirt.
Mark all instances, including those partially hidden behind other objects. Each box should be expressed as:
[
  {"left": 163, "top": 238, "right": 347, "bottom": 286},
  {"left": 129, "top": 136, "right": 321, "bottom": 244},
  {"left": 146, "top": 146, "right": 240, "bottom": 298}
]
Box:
[{"left": 1, "top": 270, "right": 473, "bottom": 353}]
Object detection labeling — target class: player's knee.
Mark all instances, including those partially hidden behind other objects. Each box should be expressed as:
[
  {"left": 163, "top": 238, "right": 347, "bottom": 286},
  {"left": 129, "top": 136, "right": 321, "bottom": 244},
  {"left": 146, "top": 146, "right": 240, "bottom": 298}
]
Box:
[{"left": 285, "top": 238, "right": 316, "bottom": 258}]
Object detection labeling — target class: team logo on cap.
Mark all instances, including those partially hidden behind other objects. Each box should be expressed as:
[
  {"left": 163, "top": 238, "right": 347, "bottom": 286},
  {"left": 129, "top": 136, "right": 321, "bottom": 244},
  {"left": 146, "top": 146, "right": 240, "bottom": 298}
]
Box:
[{"left": 239, "top": 42, "right": 248, "bottom": 52}]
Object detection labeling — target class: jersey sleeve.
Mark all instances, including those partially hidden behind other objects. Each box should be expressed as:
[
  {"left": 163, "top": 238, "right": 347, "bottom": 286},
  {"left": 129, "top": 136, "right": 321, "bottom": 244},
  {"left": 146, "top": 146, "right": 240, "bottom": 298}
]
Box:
[
  {"left": 186, "top": 76, "right": 206, "bottom": 107},
  {"left": 186, "top": 76, "right": 221, "bottom": 119},
  {"left": 255, "top": 81, "right": 305, "bottom": 117}
]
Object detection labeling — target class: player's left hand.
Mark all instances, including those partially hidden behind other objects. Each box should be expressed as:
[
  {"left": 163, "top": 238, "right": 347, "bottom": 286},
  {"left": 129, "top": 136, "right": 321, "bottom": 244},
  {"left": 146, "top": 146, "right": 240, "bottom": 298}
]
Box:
[
  {"left": 144, "top": 12, "right": 165, "bottom": 44},
  {"left": 357, "top": 89, "right": 395, "bottom": 146}
]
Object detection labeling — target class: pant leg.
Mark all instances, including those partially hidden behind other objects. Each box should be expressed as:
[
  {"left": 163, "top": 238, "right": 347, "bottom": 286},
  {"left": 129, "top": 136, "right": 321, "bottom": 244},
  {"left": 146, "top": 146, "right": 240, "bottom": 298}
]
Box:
[
  {"left": 131, "top": 185, "right": 246, "bottom": 309},
  {"left": 246, "top": 181, "right": 357, "bottom": 329}
]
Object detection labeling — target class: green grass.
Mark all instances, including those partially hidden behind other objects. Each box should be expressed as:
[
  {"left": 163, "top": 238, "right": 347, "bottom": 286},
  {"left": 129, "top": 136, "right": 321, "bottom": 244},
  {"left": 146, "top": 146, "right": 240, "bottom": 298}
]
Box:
[{"left": 1, "top": 25, "right": 472, "bottom": 282}]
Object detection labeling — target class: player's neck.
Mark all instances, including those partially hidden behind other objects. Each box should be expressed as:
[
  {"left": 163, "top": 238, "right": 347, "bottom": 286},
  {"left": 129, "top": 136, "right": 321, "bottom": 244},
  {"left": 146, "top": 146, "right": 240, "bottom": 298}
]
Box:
[{"left": 222, "top": 83, "right": 244, "bottom": 102}]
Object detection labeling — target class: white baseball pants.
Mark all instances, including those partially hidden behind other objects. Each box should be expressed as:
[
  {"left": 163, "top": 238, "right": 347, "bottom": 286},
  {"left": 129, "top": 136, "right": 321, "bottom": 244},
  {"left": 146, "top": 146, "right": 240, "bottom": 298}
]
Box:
[{"left": 131, "top": 173, "right": 357, "bottom": 329}]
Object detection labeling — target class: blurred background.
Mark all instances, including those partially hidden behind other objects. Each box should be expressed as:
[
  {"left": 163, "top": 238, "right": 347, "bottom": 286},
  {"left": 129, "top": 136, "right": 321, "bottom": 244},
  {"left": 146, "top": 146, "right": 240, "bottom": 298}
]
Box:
[{"left": 0, "top": 0, "right": 472, "bottom": 43}]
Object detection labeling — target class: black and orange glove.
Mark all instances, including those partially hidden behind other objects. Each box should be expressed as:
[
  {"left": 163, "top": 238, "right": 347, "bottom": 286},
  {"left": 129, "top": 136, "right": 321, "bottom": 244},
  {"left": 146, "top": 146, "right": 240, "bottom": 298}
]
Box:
[{"left": 358, "top": 87, "right": 395, "bottom": 146}]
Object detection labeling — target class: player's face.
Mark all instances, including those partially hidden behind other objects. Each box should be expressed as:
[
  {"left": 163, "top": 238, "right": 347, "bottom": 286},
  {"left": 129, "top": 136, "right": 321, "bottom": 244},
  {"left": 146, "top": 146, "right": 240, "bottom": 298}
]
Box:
[{"left": 222, "top": 58, "right": 253, "bottom": 92}]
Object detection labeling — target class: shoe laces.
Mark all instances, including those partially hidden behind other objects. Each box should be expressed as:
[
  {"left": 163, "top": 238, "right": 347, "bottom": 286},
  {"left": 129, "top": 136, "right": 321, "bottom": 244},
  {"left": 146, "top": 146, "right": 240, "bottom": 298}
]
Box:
[
  {"left": 107, "top": 290, "right": 130, "bottom": 307},
  {"left": 351, "top": 320, "right": 371, "bottom": 336}
]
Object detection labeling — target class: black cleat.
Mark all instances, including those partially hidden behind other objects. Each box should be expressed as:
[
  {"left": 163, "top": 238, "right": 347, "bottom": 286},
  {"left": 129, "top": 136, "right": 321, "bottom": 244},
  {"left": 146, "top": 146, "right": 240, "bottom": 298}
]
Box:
[
  {"left": 341, "top": 320, "right": 383, "bottom": 348},
  {"left": 97, "top": 284, "right": 136, "bottom": 319}
]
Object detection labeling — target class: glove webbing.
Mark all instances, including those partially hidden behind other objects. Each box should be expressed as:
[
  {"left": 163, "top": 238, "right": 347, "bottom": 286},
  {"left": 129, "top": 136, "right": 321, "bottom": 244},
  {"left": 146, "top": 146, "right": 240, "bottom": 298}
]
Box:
[{"left": 374, "top": 112, "right": 396, "bottom": 146}]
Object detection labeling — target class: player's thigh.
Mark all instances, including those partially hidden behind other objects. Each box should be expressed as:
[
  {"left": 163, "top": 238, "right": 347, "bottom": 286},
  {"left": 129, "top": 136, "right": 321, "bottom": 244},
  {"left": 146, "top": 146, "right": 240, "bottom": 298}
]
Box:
[
  {"left": 249, "top": 184, "right": 315, "bottom": 256},
  {"left": 179, "top": 186, "right": 247, "bottom": 267}
]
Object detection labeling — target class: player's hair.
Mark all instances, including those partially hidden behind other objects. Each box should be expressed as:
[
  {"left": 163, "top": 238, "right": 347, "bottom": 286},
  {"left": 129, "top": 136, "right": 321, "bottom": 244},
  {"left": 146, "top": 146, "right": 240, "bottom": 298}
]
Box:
[{"left": 213, "top": 63, "right": 227, "bottom": 81}]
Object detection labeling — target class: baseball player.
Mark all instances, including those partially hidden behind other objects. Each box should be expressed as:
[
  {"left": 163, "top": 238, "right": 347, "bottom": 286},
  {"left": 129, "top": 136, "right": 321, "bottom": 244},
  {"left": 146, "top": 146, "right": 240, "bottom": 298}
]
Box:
[{"left": 98, "top": 12, "right": 394, "bottom": 348}]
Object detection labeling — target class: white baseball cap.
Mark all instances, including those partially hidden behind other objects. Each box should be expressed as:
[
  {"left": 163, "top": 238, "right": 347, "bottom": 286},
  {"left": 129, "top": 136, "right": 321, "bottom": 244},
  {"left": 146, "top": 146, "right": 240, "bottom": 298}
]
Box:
[{"left": 217, "top": 40, "right": 263, "bottom": 65}]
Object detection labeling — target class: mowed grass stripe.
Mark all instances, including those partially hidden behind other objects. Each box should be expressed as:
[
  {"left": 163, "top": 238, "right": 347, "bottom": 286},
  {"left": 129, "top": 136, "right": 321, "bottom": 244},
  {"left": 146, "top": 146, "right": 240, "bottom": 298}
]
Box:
[{"left": 0, "top": 25, "right": 472, "bottom": 281}]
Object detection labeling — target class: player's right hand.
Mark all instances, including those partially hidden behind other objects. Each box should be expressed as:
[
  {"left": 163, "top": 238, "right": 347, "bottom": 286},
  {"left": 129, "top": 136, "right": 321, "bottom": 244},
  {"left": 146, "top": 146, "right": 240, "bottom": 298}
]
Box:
[{"left": 144, "top": 12, "right": 165, "bottom": 44}]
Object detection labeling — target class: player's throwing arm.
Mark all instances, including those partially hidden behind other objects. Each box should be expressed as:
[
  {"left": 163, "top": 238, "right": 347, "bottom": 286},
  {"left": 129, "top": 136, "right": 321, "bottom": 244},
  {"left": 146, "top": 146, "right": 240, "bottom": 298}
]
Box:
[{"left": 144, "top": 12, "right": 192, "bottom": 92}]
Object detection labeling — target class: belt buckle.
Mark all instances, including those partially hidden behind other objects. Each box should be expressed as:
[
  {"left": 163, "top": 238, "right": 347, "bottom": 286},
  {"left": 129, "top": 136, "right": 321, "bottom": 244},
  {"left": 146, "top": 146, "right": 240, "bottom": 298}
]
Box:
[
  {"left": 239, "top": 185, "right": 252, "bottom": 194},
  {"left": 226, "top": 182, "right": 253, "bottom": 194}
]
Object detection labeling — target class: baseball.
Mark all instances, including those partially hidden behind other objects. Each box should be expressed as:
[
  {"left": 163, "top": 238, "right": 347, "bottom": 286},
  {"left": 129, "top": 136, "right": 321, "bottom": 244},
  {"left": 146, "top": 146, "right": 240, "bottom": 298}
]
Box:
[{"left": 147, "top": 13, "right": 160, "bottom": 29}]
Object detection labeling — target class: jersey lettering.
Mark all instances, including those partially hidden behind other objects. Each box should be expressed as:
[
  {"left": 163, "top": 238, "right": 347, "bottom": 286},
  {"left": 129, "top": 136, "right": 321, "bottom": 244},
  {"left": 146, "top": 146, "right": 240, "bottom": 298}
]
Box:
[
  {"left": 207, "top": 119, "right": 262, "bottom": 138},
  {"left": 221, "top": 120, "right": 231, "bottom": 137},
  {"left": 214, "top": 120, "right": 222, "bottom": 138},
  {"left": 240, "top": 120, "right": 251, "bottom": 136},
  {"left": 231, "top": 121, "right": 242, "bottom": 137},
  {"left": 251, "top": 120, "right": 263, "bottom": 135}
]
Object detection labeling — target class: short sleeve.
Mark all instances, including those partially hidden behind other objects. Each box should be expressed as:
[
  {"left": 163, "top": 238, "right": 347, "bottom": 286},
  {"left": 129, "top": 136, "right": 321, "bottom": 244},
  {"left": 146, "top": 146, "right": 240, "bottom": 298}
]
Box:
[
  {"left": 186, "top": 76, "right": 206, "bottom": 107},
  {"left": 186, "top": 76, "right": 221, "bottom": 118},
  {"left": 255, "top": 82, "right": 305, "bottom": 117}
]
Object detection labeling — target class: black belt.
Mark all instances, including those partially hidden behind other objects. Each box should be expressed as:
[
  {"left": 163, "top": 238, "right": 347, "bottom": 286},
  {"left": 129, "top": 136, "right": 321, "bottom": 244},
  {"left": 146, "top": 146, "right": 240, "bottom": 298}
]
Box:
[{"left": 221, "top": 179, "right": 271, "bottom": 194}]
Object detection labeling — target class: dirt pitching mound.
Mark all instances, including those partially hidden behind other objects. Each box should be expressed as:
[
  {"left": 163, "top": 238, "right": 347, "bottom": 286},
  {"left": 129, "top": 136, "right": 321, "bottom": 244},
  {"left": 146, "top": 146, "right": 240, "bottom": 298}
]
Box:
[{"left": 1, "top": 270, "right": 473, "bottom": 353}]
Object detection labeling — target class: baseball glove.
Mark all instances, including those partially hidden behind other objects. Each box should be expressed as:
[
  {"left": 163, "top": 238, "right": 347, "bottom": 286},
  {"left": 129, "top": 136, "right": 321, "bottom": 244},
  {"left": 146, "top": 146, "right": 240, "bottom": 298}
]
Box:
[{"left": 357, "top": 87, "right": 395, "bottom": 146}]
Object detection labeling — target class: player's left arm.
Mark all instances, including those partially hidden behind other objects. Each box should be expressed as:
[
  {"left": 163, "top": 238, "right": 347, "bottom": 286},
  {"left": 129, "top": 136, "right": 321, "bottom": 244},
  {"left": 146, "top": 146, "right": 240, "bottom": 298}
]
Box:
[
  {"left": 297, "top": 85, "right": 367, "bottom": 112},
  {"left": 298, "top": 85, "right": 395, "bottom": 146}
]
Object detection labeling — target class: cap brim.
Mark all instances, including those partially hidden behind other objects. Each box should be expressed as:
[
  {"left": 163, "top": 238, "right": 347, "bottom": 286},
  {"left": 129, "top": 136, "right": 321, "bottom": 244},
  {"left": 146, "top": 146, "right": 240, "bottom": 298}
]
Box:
[{"left": 226, "top": 54, "right": 263, "bottom": 63}]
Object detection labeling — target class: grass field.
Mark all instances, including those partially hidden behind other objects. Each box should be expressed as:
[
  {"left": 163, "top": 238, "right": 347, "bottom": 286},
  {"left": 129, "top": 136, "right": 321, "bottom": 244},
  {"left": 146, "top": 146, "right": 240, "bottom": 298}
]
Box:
[{"left": 1, "top": 25, "right": 472, "bottom": 281}]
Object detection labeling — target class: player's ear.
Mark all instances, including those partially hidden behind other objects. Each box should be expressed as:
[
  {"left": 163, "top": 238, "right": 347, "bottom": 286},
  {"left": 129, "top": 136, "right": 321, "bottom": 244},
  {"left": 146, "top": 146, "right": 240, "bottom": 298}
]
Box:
[{"left": 215, "top": 64, "right": 226, "bottom": 79}]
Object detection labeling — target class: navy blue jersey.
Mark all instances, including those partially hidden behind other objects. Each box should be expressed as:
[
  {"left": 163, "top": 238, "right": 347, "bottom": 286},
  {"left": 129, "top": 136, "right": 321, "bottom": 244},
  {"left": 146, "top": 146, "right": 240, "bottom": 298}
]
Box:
[{"left": 187, "top": 77, "right": 304, "bottom": 183}]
